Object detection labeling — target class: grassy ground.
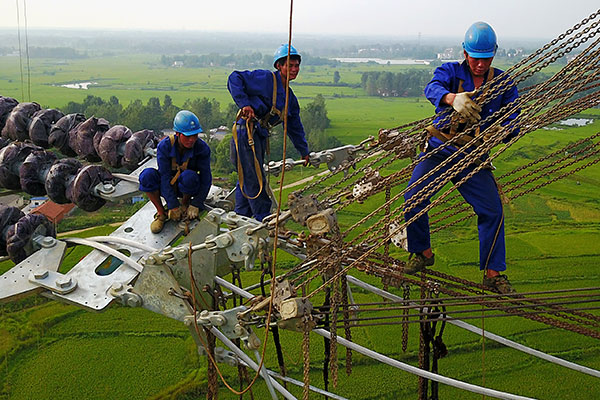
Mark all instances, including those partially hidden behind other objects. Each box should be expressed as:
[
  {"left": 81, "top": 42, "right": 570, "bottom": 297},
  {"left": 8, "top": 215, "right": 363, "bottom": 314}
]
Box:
[{"left": 1, "top": 54, "right": 599, "bottom": 399}]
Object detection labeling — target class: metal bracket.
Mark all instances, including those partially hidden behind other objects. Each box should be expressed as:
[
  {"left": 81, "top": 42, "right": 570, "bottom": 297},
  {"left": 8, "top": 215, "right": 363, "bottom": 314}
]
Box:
[
  {"left": 279, "top": 297, "right": 313, "bottom": 321},
  {"left": 265, "top": 158, "right": 305, "bottom": 176},
  {"left": 186, "top": 305, "right": 260, "bottom": 349},
  {"left": 306, "top": 208, "right": 339, "bottom": 235},
  {"left": 201, "top": 211, "right": 268, "bottom": 270},
  {"left": 109, "top": 283, "right": 142, "bottom": 307},
  {"left": 352, "top": 169, "right": 382, "bottom": 199},
  {"left": 0, "top": 237, "right": 66, "bottom": 302},
  {"left": 29, "top": 269, "right": 77, "bottom": 295},
  {"left": 272, "top": 280, "right": 295, "bottom": 304},
  {"left": 197, "top": 346, "right": 240, "bottom": 367},
  {"left": 309, "top": 138, "right": 373, "bottom": 173},
  {"left": 389, "top": 222, "right": 408, "bottom": 251},
  {"left": 288, "top": 193, "right": 321, "bottom": 225}
]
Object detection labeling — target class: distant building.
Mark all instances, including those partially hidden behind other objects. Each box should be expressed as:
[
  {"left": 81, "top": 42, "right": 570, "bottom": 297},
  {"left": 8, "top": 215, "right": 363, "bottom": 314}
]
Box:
[
  {"left": 171, "top": 61, "right": 183, "bottom": 67},
  {"left": 208, "top": 126, "right": 230, "bottom": 141},
  {"left": 0, "top": 194, "right": 25, "bottom": 209},
  {"left": 161, "top": 126, "right": 230, "bottom": 142},
  {"left": 160, "top": 128, "right": 175, "bottom": 138},
  {"left": 131, "top": 195, "right": 145, "bottom": 204},
  {"left": 31, "top": 201, "right": 75, "bottom": 226},
  {"left": 437, "top": 48, "right": 457, "bottom": 60},
  {"left": 21, "top": 197, "right": 48, "bottom": 214}
]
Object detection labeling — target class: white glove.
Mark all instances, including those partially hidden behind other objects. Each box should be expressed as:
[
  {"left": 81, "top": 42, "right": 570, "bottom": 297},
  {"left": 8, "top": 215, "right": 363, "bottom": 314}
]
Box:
[
  {"left": 186, "top": 205, "right": 199, "bottom": 220},
  {"left": 452, "top": 91, "right": 482, "bottom": 123}
]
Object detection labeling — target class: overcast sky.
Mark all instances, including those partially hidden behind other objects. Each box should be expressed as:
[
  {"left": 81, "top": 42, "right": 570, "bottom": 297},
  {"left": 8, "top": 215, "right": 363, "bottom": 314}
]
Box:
[{"left": 1, "top": 0, "right": 598, "bottom": 41}]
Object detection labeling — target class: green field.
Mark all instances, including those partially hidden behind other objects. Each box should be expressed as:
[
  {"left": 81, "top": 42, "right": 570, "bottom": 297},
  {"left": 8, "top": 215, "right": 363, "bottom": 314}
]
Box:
[{"left": 1, "top": 54, "right": 600, "bottom": 399}]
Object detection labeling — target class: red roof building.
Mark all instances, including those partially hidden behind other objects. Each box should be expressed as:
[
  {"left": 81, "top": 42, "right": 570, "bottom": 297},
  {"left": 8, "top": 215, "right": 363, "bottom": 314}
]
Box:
[{"left": 31, "top": 201, "right": 75, "bottom": 225}]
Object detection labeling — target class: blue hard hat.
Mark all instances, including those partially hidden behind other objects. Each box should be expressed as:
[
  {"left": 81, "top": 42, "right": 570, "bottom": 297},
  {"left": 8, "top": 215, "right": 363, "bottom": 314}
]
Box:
[
  {"left": 273, "top": 44, "right": 301, "bottom": 68},
  {"left": 173, "top": 110, "right": 203, "bottom": 136},
  {"left": 462, "top": 22, "right": 498, "bottom": 58}
]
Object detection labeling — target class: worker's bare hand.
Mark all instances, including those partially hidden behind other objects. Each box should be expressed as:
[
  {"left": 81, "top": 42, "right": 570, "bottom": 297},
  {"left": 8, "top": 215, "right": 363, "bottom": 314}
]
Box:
[
  {"left": 452, "top": 91, "right": 481, "bottom": 123},
  {"left": 302, "top": 155, "right": 310, "bottom": 167},
  {"left": 168, "top": 207, "right": 182, "bottom": 221},
  {"left": 242, "top": 106, "right": 255, "bottom": 120}
]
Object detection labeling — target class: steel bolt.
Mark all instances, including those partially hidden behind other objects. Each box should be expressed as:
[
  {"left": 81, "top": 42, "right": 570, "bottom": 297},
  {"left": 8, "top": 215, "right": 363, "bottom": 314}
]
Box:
[
  {"left": 111, "top": 282, "right": 124, "bottom": 292},
  {"left": 241, "top": 243, "right": 253, "bottom": 256},
  {"left": 33, "top": 270, "right": 49, "bottom": 280},
  {"left": 55, "top": 277, "right": 72, "bottom": 288},
  {"left": 233, "top": 324, "right": 245, "bottom": 336},
  {"left": 41, "top": 237, "right": 56, "bottom": 248}
]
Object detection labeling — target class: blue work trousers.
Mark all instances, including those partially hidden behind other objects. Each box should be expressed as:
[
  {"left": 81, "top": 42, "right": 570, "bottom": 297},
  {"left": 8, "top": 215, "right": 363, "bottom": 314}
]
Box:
[
  {"left": 230, "top": 125, "right": 271, "bottom": 221},
  {"left": 404, "top": 151, "right": 506, "bottom": 271},
  {"left": 139, "top": 168, "right": 202, "bottom": 206}
]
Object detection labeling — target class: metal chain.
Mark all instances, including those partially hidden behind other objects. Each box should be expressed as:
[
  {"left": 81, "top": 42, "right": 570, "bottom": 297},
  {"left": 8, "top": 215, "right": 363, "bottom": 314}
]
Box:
[
  {"left": 353, "top": 257, "right": 600, "bottom": 338},
  {"left": 302, "top": 309, "right": 311, "bottom": 400},
  {"left": 384, "top": 184, "right": 391, "bottom": 257},
  {"left": 402, "top": 284, "right": 410, "bottom": 352},
  {"left": 206, "top": 327, "right": 219, "bottom": 399},
  {"left": 329, "top": 276, "right": 340, "bottom": 387},
  {"left": 288, "top": 14, "right": 600, "bottom": 343},
  {"left": 341, "top": 274, "right": 353, "bottom": 376}
]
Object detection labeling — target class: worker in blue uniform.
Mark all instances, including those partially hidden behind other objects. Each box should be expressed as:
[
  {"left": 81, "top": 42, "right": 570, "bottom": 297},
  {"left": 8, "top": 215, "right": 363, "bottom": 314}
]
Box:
[
  {"left": 139, "top": 110, "right": 212, "bottom": 233},
  {"left": 403, "top": 22, "right": 519, "bottom": 294},
  {"left": 228, "top": 44, "right": 310, "bottom": 221}
]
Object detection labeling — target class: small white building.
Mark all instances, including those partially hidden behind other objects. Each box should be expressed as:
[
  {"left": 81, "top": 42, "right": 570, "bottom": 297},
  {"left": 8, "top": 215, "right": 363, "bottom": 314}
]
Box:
[
  {"left": 21, "top": 197, "right": 48, "bottom": 214},
  {"left": 209, "top": 126, "right": 230, "bottom": 141}
]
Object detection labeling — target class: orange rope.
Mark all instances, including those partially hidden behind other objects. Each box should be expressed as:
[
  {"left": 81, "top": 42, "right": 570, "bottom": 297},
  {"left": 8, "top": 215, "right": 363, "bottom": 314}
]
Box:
[{"left": 191, "top": 1, "right": 297, "bottom": 396}]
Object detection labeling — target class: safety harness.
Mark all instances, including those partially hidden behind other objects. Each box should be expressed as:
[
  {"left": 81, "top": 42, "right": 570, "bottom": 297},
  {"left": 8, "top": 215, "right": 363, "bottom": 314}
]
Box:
[
  {"left": 232, "top": 72, "right": 282, "bottom": 199},
  {"left": 167, "top": 134, "right": 190, "bottom": 186},
  {"left": 426, "top": 67, "right": 494, "bottom": 148}
]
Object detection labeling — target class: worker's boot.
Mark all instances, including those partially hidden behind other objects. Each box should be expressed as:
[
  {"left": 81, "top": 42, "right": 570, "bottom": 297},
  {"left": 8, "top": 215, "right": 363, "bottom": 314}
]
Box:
[
  {"left": 404, "top": 253, "right": 435, "bottom": 274},
  {"left": 483, "top": 274, "right": 516, "bottom": 294},
  {"left": 150, "top": 213, "right": 167, "bottom": 234}
]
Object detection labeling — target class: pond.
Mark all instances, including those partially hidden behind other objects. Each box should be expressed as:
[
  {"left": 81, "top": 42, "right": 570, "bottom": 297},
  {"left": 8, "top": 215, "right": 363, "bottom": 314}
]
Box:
[
  {"left": 59, "top": 81, "right": 98, "bottom": 89},
  {"left": 559, "top": 118, "right": 593, "bottom": 126},
  {"left": 330, "top": 57, "right": 432, "bottom": 65}
]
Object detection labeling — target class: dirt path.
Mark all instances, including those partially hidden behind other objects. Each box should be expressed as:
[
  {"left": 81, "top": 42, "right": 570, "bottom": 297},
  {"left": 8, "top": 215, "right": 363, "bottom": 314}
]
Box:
[
  {"left": 272, "top": 170, "right": 330, "bottom": 191},
  {"left": 57, "top": 222, "right": 122, "bottom": 237}
]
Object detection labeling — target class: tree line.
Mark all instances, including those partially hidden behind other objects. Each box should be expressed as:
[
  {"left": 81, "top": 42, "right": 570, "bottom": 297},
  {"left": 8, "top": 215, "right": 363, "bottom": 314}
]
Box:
[
  {"left": 360, "top": 70, "right": 433, "bottom": 97},
  {"left": 60, "top": 94, "right": 339, "bottom": 174},
  {"left": 160, "top": 53, "right": 340, "bottom": 69}
]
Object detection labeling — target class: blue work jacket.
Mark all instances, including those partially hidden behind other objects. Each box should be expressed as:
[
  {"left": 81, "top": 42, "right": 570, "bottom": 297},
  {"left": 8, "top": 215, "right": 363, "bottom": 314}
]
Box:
[
  {"left": 425, "top": 60, "right": 520, "bottom": 152},
  {"left": 227, "top": 69, "right": 310, "bottom": 157},
  {"left": 156, "top": 135, "right": 212, "bottom": 210}
]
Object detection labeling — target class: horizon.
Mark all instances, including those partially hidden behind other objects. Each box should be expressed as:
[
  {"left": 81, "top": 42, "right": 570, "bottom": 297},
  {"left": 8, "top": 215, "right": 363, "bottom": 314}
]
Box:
[{"left": 1, "top": 1, "right": 598, "bottom": 42}]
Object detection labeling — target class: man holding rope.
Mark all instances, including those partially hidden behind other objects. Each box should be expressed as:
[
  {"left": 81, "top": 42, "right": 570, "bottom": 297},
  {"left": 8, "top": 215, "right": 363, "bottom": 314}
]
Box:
[
  {"left": 227, "top": 44, "right": 310, "bottom": 222},
  {"left": 403, "top": 22, "right": 519, "bottom": 294}
]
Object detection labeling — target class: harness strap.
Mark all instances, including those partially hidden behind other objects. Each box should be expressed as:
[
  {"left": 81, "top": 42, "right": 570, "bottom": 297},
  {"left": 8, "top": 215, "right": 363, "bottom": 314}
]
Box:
[
  {"left": 167, "top": 135, "right": 190, "bottom": 186},
  {"left": 258, "top": 72, "right": 282, "bottom": 130},
  {"left": 430, "top": 67, "right": 495, "bottom": 147},
  {"left": 232, "top": 110, "right": 264, "bottom": 200},
  {"left": 425, "top": 125, "right": 480, "bottom": 148}
]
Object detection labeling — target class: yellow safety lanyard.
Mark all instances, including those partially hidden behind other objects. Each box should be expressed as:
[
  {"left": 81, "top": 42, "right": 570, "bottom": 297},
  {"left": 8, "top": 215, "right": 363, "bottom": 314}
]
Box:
[
  {"left": 232, "top": 72, "right": 282, "bottom": 200},
  {"left": 168, "top": 135, "right": 190, "bottom": 186}
]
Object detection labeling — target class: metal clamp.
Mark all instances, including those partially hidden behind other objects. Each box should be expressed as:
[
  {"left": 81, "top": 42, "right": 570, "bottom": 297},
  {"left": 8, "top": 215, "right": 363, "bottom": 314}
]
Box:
[
  {"left": 265, "top": 158, "right": 305, "bottom": 176},
  {"left": 28, "top": 270, "right": 78, "bottom": 295},
  {"left": 109, "top": 282, "right": 143, "bottom": 307}
]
